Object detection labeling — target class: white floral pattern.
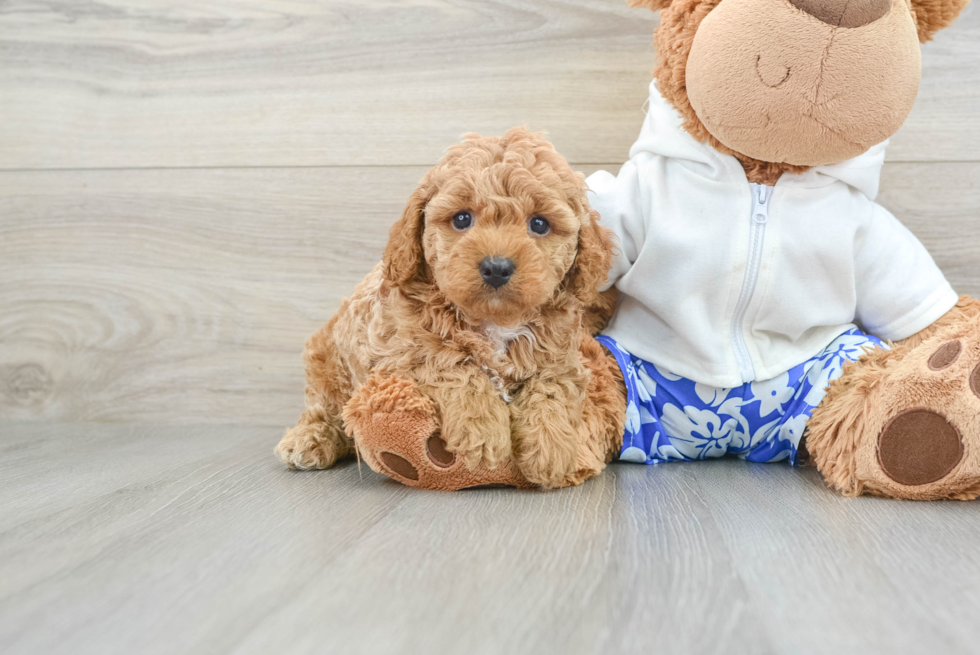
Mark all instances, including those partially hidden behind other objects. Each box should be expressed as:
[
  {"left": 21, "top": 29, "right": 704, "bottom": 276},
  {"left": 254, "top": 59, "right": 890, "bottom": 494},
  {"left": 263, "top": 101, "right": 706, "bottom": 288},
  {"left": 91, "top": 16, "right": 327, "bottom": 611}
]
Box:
[
  {"left": 636, "top": 365, "right": 657, "bottom": 402},
  {"left": 660, "top": 403, "right": 740, "bottom": 459},
  {"left": 596, "top": 328, "right": 884, "bottom": 466},
  {"left": 749, "top": 372, "right": 794, "bottom": 417},
  {"left": 694, "top": 382, "right": 733, "bottom": 407}
]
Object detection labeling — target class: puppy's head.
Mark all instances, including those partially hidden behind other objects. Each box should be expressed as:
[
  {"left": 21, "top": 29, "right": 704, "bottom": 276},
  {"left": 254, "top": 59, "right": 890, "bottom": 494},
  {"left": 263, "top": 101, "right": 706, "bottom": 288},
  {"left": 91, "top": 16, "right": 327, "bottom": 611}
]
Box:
[{"left": 383, "top": 128, "right": 612, "bottom": 327}]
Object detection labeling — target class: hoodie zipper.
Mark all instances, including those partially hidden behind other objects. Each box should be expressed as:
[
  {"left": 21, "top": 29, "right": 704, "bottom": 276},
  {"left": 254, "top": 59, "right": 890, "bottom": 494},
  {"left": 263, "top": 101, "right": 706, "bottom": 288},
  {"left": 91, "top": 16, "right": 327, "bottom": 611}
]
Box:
[{"left": 731, "top": 184, "right": 772, "bottom": 383}]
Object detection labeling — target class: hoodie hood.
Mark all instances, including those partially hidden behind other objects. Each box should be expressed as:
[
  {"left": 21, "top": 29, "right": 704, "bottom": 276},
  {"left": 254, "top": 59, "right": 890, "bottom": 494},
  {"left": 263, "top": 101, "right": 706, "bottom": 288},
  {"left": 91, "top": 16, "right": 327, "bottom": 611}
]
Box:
[{"left": 631, "top": 81, "right": 887, "bottom": 200}]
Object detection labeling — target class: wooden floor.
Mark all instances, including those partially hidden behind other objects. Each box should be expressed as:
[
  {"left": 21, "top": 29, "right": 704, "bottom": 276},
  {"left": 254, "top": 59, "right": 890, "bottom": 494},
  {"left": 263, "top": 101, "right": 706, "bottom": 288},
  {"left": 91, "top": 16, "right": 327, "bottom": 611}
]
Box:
[
  {"left": 2, "top": 422, "right": 980, "bottom": 655},
  {"left": 2, "top": 0, "right": 980, "bottom": 653}
]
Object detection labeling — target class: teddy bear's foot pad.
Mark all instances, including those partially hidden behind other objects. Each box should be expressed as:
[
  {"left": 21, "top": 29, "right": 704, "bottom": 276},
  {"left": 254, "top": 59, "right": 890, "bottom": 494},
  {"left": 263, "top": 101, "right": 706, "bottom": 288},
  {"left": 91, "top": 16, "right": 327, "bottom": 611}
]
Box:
[
  {"left": 877, "top": 409, "right": 964, "bottom": 486},
  {"left": 859, "top": 320, "right": 980, "bottom": 499},
  {"left": 366, "top": 421, "right": 531, "bottom": 490},
  {"left": 425, "top": 434, "right": 456, "bottom": 467},
  {"left": 378, "top": 434, "right": 455, "bottom": 481},
  {"left": 809, "top": 316, "right": 980, "bottom": 500},
  {"left": 380, "top": 452, "right": 420, "bottom": 481}
]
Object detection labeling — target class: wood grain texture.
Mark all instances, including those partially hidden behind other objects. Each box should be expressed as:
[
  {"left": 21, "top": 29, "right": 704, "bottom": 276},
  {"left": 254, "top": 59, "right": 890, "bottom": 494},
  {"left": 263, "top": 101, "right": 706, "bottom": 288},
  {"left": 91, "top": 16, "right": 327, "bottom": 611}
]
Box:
[
  {"left": 1, "top": 422, "right": 979, "bottom": 655},
  {"left": 0, "top": 0, "right": 977, "bottom": 170},
  {"left": 697, "top": 463, "right": 980, "bottom": 654},
  {"left": 0, "top": 165, "right": 409, "bottom": 425},
  {"left": 1, "top": 162, "right": 977, "bottom": 426},
  {"left": 2, "top": 4, "right": 979, "bottom": 653},
  {"left": 878, "top": 163, "right": 980, "bottom": 296}
]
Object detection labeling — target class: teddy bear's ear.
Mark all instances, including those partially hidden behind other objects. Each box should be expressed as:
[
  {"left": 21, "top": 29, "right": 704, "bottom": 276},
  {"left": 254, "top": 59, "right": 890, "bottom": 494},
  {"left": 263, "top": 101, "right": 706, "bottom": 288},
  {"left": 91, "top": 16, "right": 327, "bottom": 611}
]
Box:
[
  {"left": 626, "top": 0, "right": 674, "bottom": 11},
  {"left": 383, "top": 184, "right": 431, "bottom": 288},
  {"left": 910, "top": 0, "right": 970, "bottom": 42}
]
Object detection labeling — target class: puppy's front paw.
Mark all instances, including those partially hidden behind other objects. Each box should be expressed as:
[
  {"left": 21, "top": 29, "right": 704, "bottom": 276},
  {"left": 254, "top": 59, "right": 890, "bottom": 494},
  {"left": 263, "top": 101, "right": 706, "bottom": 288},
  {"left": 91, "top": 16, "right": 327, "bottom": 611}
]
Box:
[
  {"left": 275, "top": 422, "right": 347, "bottom": 470},
  {"left": 441, "top": 403, "right": 512, "bottom": 471},
  {"left": 513, "top": 412, "right": 580, "bottom": 489}
]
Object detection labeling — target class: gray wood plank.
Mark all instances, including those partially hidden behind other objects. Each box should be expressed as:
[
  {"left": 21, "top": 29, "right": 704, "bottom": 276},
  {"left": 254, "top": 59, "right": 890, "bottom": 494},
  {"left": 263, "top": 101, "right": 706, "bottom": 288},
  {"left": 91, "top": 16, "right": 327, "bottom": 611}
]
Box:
[
  {"left": 235, "top": 460, "right": 768, "bottom": 655},
  {"left": 878, "top": 161, "right": 980, "bottom": 297},
  {"left": 1, "top": 162, "right": 977, "bottom": 426},
  {"left": 0, "top": 423, "right": 415, "bottom": 654},
  {"left": 0, "top": 422, "right": 769, "bottom": 655},
  {"left": 0, "top": 165, "right": 408, "bottom": 426},
  {"left": 2, "top": 422, "right": 979, "bottom": 655},
  {"left": 0, "top": 0, "right": 976, "bottom": 170},
  {"left": 697, "top": 463, "right": 980, "bottom": 655}
]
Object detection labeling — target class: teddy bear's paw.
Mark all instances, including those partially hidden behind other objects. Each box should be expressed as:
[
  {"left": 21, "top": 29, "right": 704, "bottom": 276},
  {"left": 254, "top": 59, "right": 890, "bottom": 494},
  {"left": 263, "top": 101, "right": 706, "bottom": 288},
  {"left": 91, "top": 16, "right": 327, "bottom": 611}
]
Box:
[
  {"left": 357, "top": 413, "right": 531, "bottom": 491},
  {"left": 856, "top": 317, "right": 980, "bottom": 499},
  {"left": 343, "top": 374, "right": 532, "bottom": 490},
  {"left": 275, "top": 422, "right": 348, "bottom": 470}
]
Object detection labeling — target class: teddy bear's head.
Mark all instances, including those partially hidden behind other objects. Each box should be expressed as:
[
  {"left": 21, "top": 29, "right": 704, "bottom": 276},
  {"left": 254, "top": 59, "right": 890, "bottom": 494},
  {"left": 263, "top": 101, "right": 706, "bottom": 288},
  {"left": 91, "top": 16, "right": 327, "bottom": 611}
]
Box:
[{"left": 629, "top": 0, "right": 969, "bottom": 181}]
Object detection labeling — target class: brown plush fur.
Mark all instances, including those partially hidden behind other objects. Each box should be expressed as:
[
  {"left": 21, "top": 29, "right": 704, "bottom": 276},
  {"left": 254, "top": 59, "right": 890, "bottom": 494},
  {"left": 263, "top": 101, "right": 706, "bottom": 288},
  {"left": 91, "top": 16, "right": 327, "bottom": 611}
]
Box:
[
  {"left": 276, "top": 128, "right": 626, "bottom": 489},
  {"left": 912, "top": 0, "right": 972, "bottom": 41},
  {"left": 808, "top": 297, "right": 980, "bottom": 500}
]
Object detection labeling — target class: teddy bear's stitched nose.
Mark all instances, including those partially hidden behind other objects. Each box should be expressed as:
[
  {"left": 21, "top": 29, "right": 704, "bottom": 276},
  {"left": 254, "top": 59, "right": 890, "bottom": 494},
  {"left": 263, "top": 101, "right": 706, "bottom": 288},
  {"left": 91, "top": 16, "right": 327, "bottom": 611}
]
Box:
[
  {"left": 788, "top": 0, "right": 890, "bottom": 27},
  {"left": 480, "top": 256, "right": 515, "bottom": 289}
]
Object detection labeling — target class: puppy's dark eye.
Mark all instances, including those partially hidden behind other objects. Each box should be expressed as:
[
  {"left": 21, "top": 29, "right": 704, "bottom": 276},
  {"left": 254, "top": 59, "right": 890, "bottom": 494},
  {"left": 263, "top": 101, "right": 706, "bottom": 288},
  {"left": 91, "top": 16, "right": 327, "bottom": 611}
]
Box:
[
  {"left": 529, "top": 216, "right": 550, "bottom": 236},
  {"left": 452, "top": 211, "right": 473, "bottom": 231}
]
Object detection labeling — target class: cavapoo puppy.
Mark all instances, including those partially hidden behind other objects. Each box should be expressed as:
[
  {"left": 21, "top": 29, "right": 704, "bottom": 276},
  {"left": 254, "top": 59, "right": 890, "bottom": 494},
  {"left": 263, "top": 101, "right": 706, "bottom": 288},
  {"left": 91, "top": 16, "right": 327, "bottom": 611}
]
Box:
[{"left": 275, "top": 128, "right": 625, "bottom": 489}]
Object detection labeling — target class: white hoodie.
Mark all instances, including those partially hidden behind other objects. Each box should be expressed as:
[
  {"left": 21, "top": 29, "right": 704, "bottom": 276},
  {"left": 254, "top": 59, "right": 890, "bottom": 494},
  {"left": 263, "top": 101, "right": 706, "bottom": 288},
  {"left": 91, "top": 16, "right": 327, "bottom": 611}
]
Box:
[{"left": 587, "top": 82, "right": 958, "bottom": 388}]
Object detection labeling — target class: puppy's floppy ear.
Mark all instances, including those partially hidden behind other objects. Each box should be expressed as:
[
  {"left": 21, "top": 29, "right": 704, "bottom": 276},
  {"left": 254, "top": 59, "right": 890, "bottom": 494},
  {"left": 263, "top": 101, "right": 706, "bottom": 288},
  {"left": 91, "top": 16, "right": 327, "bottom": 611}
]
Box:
[
  {"left": 910, "top": 0, "right": 969, "bottom": 42},
  {"left": 564, "top": 211, "right": 615, "bottom": 305},
  {"left": 383, "top": 185, "right": 430, "bottom": 287},
  {"left": 626, "top": 0, "right": 673, "bottom": 11}
]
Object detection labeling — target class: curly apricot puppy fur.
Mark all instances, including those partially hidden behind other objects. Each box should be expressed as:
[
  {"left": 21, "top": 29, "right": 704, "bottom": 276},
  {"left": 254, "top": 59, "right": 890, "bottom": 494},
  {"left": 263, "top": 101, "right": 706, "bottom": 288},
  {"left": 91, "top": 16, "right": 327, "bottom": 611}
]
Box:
[{"left": 275, "top": 128, "right": 625, "bottom": 489}]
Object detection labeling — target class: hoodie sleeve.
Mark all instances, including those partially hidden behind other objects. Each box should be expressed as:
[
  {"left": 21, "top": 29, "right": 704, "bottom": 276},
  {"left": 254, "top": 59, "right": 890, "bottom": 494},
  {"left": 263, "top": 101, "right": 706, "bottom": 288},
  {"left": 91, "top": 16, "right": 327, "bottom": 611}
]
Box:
[
  {"left": 586, "top": 160, "right": 648, "bottom": 291},
  {"left": 854, "top": 203, "right": 958, "bottom": 341}
]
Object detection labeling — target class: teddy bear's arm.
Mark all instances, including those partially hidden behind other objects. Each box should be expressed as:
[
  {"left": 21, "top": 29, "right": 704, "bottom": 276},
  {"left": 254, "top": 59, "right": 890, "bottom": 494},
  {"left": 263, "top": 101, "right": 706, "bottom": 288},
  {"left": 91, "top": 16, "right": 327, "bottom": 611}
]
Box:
[
  {"left": 586, "top": 162, "right": 647, "bottom": 291},
  {"left": 853, "top": 203, "right": 959, "bottom": 341},
  {"left": 895, "top": 295, "right": 980, "bottom": 350}
]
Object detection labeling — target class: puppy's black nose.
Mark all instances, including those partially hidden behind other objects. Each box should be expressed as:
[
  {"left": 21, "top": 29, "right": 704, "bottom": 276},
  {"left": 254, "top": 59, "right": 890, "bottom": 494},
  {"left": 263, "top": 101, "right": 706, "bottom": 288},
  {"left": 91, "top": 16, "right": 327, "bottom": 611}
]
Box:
[{"left": 479, "top": 256, "right": 515, "bottom": 289}]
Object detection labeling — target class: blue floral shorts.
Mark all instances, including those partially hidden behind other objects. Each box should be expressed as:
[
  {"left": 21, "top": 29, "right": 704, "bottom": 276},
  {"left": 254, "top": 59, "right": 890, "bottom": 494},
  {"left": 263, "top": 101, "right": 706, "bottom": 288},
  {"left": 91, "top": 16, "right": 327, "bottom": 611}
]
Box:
[{"left": 596, "top": 328, "right": 885, "bottom": 466}]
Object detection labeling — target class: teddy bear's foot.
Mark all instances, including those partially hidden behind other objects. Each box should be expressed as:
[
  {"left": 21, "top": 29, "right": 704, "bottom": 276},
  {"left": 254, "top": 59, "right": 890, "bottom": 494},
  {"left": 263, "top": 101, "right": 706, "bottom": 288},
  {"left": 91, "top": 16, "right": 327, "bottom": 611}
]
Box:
[
  {"left": 808, "top": 317, "right": 980, "bottom": 500},
  {"left": 342, "top": 374, "right": 533, "bottom": 490}
]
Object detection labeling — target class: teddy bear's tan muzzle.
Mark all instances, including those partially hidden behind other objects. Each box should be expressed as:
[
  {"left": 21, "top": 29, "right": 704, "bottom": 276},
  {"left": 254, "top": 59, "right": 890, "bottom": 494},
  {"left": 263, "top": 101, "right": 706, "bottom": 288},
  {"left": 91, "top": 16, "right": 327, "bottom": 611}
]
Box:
[{"left": 685, "top": 0, "right": 920, "bottom": 166}]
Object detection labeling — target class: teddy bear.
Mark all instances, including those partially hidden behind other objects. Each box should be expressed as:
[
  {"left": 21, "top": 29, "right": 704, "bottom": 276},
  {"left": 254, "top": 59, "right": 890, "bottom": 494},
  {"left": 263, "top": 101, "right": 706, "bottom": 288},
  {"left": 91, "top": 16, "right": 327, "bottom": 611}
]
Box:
[
  {"left": 579, "top": 0, "right": 978, "bottom": 501},
  {"left": 282, "top": 0, "right": 980, "bottom": 500}
]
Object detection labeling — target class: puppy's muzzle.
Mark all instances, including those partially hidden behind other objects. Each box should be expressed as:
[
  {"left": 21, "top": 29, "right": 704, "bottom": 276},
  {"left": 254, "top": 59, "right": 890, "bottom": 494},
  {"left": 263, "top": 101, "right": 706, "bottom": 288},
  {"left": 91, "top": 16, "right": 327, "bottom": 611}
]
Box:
[{"left": 480, "top": 256, "right": 515, "bottom": 289}]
